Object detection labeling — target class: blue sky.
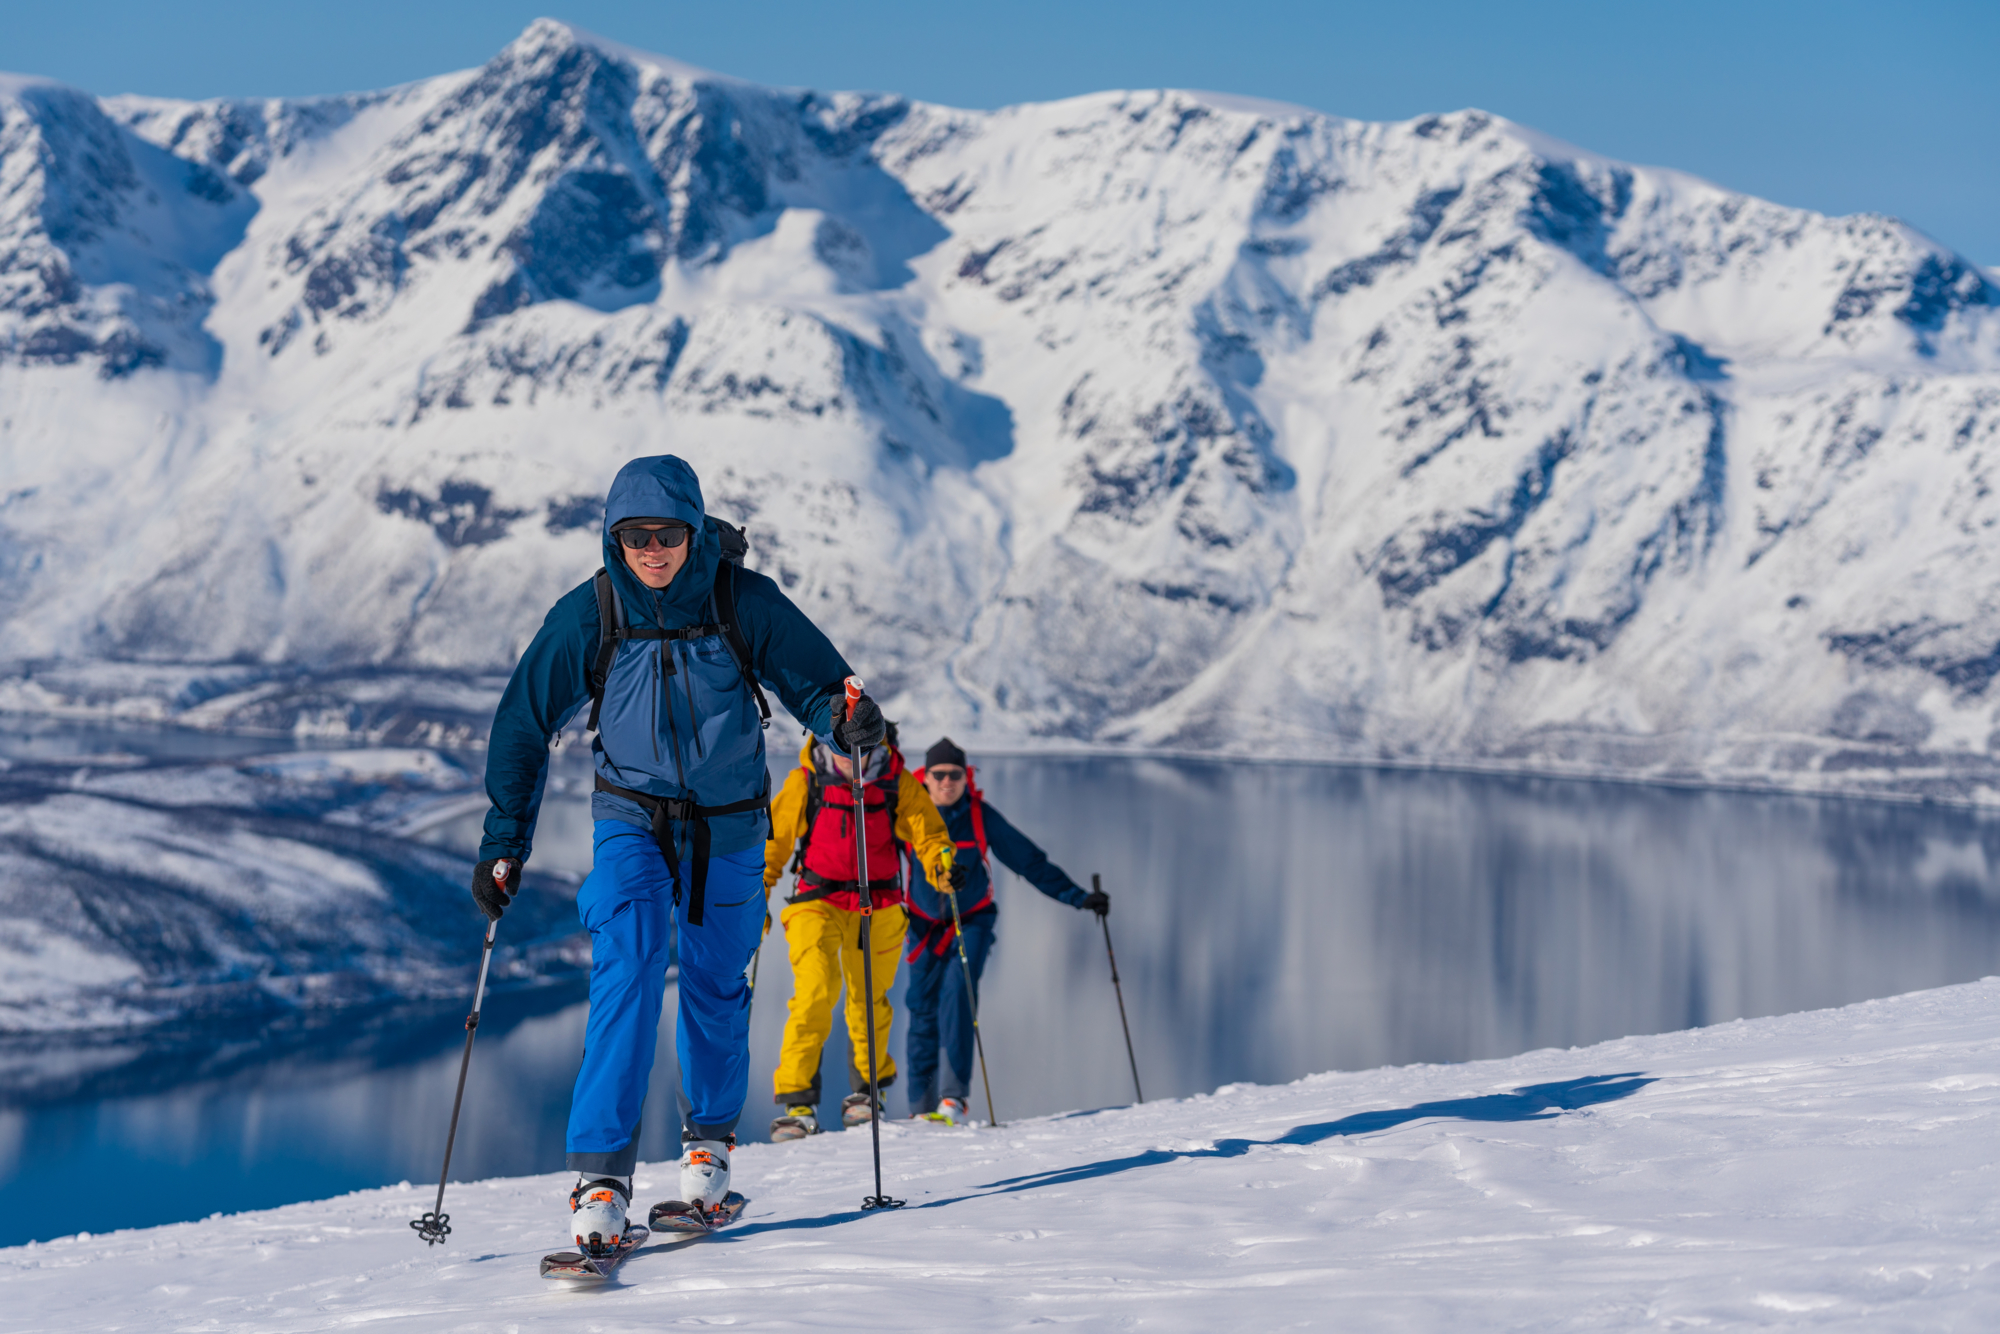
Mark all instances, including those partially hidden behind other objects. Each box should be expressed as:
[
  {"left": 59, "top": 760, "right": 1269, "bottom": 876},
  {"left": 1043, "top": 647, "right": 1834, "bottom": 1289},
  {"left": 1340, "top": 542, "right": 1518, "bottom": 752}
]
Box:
[{"left": 8, "top": 0, "right": 1996, "bottom": 263}]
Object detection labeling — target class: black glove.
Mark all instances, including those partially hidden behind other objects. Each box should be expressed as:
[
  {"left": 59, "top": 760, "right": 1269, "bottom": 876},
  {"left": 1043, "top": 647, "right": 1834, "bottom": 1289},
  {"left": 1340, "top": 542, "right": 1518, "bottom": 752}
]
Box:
[
  {"left": 472, "top": 856, "right": 522, "bottom": 921},
  {"left": 946, "top": 860, "right": 969, "bottom": 892},
  {"left": 831, "top": 693, "right": 886, "bottom": 752},
  {"left": 1081, "top": 887, "right": 1110, "bottom": 917}
]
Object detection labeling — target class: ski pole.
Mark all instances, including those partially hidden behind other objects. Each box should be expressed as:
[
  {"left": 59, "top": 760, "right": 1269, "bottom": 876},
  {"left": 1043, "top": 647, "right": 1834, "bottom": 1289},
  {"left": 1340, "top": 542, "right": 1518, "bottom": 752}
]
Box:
[
  {"left": 943, "top": 879, "right": 1001, "bottom": 1128},
  {"left": 1095, "top": 873, "right": 1143, "bottom": 1105},
  {"left": 410, "top": 863, "right": 507, "bottom": 1245},
  {"left": 846, "top": 677, "right": 903, "bottom": 1211}
]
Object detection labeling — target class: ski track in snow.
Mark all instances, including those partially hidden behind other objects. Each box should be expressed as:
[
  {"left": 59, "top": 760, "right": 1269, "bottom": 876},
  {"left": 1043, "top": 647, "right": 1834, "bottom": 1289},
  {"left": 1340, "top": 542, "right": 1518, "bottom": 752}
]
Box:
[{"left": 6, "top": 979, "right": 1996, "bottom": 1331}]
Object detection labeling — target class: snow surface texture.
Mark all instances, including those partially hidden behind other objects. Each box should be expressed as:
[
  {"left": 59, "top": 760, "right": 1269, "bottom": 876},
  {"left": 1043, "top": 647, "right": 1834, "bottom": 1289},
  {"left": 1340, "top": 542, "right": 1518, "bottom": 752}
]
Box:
[
  {"left": 4, "top": 20, "right": 2000, "bottom": 800},
  {"left": 0, "top": 742, "right": 583, "bottom": 1036},
  {"left": 4, "top": 978, "right": 1996, "bottom": 1330}
]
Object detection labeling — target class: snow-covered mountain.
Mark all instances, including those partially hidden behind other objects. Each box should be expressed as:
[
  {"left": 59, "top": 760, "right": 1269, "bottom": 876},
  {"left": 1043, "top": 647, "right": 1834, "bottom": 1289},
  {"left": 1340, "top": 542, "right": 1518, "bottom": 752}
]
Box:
[{"left": 4, "top": 19, "right": 1999, "bottom": 799}]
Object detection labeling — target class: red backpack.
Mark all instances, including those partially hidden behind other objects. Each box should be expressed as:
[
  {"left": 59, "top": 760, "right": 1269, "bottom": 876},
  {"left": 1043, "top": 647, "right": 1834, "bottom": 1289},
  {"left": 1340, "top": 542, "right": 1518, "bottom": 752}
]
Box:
[{"left": 788, "top": 747, "right": 906, "bottom": 902}]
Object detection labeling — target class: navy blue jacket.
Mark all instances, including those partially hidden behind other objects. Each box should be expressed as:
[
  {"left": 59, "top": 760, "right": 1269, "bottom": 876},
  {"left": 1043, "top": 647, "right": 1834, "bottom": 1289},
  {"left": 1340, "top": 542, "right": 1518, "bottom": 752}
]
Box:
[
  {"left": 480, "top": 456, "right": 850, "bottom": 864},
  {"left": 906, "top": 790, "right": 1088, "bottom": 924}
]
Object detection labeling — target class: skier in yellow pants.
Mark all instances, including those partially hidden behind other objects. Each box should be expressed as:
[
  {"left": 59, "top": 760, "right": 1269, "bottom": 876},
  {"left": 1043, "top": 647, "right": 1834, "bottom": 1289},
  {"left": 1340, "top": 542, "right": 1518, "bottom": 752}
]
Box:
[{"left": 764, "top": 729, "right": 960, "bottom": 1138}]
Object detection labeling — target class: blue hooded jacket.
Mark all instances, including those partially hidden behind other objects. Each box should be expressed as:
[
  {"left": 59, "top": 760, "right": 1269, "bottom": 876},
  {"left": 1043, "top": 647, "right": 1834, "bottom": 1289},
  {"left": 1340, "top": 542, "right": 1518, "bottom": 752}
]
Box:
[
  {"left": 904, "top": 790, "right": 1089, "bottom": 925},
  {"left": 480, "top": 456, "right": 851, "bottom": 864}
]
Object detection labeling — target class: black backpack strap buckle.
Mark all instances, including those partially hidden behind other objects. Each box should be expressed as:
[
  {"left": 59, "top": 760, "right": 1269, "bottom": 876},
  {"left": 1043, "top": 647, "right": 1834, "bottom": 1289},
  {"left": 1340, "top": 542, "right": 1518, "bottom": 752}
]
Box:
[{"left": 595, "top": 775, "right": 770, "bottom": 927}]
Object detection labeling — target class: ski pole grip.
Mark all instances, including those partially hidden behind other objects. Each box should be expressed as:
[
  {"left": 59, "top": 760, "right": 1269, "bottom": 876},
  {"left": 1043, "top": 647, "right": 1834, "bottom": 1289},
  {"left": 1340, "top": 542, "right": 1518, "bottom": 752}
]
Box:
[{"left": 844, "top": 675, "right": 864, "bottom": 721}]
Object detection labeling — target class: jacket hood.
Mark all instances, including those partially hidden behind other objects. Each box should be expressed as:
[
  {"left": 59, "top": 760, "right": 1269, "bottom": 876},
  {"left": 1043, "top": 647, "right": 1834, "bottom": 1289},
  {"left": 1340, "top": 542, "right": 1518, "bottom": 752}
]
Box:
[
  {"left": 602, "top": 455, "right": 722, "bottom": 627},
  {"left": 806, "top": 737, "right": 898, "bottom": 785}
]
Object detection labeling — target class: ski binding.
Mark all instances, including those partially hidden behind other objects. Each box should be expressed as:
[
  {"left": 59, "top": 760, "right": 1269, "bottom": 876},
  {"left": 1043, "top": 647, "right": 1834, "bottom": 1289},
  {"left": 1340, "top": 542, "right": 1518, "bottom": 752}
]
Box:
[
  {"left": 539, "top": 1223, "right": 650, "bottom": 1282},
  {"left": 648, "top": 1191, "right": 748, "bottom": 1235}
]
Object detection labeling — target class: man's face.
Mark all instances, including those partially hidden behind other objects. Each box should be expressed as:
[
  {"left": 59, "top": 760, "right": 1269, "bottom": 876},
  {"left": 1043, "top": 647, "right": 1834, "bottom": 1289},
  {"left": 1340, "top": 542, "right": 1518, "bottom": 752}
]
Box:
[
  {"left": 924, "top": 765, "right": 966, "bottom": 808},
  {"left": 618, "top": 522, "right": 692, "bottom": 589}
]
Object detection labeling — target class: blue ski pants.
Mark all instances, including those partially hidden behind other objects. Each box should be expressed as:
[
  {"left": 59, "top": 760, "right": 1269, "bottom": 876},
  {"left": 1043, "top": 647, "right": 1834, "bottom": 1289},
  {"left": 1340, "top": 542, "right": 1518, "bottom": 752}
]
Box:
[
  {"left": 565, "top": 822, "right": 765, "bottom": 1176},
  {"left": 903, "top": 909, "right": 995, "bottom": 1115}
]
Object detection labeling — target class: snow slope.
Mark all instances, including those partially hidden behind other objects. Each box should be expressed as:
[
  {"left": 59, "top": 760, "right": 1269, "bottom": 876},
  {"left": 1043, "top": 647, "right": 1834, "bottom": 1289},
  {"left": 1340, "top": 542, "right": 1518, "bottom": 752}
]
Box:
[
  {"left": 4, "top": 977, "right": 1996, "bottom": 1331},
  {"left": 4, "top": 19, "right": 2000, "bottom": 800}
]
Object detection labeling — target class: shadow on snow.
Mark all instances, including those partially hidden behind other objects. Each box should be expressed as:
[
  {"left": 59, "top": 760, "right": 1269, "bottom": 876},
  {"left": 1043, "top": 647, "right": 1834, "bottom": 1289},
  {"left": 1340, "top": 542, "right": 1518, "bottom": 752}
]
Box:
[{"left": 715, "top": 1072, "right": 1654, "bottom": 1240}]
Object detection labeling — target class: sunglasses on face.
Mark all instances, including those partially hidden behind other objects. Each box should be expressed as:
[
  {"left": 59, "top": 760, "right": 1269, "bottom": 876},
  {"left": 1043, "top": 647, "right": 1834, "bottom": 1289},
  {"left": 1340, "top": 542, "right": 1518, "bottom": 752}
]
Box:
[
  {"left": 616, "top": 524, "right": 692, "bottom": 550},
  {"left": 928, "top": 767, "right": 966, "bottom": 781}
]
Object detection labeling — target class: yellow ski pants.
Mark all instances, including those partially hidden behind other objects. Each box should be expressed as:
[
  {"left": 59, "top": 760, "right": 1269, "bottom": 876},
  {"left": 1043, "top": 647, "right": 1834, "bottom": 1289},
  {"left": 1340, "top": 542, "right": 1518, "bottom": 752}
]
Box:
[{"left": 772, "top": 899, "right": 906, "bottom": 1102}]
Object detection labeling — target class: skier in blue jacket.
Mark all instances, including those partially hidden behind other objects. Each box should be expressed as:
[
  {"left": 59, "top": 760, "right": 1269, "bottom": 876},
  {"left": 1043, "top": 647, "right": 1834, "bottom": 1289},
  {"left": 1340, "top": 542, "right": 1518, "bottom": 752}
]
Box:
[
  {"left": 904, "top": 737, "right": 1109, "bottom": 1123},
  {"left": 471, "top": 454, "right": 886, "bottom": 1257}
]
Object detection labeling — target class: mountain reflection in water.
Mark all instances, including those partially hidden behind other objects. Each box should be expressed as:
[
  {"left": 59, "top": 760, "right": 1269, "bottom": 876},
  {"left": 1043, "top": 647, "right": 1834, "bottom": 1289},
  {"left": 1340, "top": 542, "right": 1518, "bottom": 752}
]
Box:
[{"left": 3, "top": 754, "right": 1998, "bottom": 1245}]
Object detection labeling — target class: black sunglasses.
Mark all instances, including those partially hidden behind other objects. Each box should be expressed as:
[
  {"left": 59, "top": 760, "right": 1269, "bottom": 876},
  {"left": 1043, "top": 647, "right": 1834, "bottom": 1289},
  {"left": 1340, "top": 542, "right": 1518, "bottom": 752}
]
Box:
[
  {"left": 616, "top": 524, "right": 692, "bottom": 550},
  {"left": 927, "top": 766, "right": 966, "bottom": 780}
]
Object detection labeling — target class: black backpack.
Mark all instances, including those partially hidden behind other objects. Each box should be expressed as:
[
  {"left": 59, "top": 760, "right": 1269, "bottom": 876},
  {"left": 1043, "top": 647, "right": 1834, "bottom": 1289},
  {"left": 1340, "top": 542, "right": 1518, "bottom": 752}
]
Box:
[{"left": 583, "top": 517, "right": 772, "bottom": 733}]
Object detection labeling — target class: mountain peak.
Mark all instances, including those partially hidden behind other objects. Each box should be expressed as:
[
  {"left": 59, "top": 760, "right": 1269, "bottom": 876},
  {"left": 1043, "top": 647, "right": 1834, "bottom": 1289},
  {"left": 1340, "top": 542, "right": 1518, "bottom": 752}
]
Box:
[
  {"left": 502, "top": 16, "right": 728, "bottom": 86},
  {"left": 0, "top": 72, "right": 72, "bottom": 99},
  {"left": 4, "top": 39, "right": 2000, "bottom": 801}
]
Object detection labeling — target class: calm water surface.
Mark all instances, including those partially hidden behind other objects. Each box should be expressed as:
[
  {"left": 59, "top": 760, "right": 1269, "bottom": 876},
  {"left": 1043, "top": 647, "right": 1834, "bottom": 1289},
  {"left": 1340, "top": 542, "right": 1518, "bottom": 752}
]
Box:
[{"left": 4, "top": 744, "right": 1999, "bottom": 1245}]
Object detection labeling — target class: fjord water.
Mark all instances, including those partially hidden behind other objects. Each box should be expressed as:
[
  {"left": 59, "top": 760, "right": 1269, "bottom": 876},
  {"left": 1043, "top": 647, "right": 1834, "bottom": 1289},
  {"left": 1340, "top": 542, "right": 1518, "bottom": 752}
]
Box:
[{"left": 3, "top": 746, "right": 1999, "bottom": 1246}]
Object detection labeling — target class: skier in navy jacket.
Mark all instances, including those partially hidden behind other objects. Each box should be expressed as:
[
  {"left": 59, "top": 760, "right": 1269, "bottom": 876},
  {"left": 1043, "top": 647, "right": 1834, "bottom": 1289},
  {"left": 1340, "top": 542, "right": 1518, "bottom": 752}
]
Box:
[
  {"left": 904, "top": 737, "right": 1109, "bottom": 1122},
  {"left": 471, "top": 454, "right": 885, "bottom": 1255}
]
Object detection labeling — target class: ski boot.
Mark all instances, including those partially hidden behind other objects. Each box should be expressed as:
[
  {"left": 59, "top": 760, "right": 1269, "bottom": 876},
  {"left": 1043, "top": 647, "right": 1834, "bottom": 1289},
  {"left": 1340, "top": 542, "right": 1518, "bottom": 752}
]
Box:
[
  {"left": 543, "top": 1176, "right": 647, "bottom": 1280},
  {"left": 680, "top": 1134, "right": 732, "bottom": 1209},
  {"left": 650, "top": 1134, "right": 744, "bottom": 1234},
  {"left": 842, "top": 1091, "right": 883, "bottom": 1127},
  {"left": 770, "top": 1104, "right": 819, "bottom": 1141},
  {"left": 924, "top": 1095, "right": 972, "bottom": 1126},
  {"left": 568, "top": 1176, "right": 632, "bottom": 1257}
]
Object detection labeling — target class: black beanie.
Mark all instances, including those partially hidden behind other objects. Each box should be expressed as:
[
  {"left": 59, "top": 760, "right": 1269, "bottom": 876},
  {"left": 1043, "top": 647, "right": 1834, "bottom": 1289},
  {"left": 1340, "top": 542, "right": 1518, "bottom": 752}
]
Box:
[{"left": 925, "top": 737, "right": 968, "bottom": 770}]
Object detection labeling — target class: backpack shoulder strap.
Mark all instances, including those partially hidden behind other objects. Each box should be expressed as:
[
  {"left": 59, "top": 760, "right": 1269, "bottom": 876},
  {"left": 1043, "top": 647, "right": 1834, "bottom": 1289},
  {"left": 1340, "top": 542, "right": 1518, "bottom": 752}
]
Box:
[
  {"left": 586, "top": 568, "right": 620, "bottom": 733},
  {"left": 790, "top": 764, "right": 826, "bottom": 874},
  {"left": 967, "top": 784, "right": 990, "bottom": 864},
  {"left": 712, "top": 561, "right": 773, "bottom": 728}
]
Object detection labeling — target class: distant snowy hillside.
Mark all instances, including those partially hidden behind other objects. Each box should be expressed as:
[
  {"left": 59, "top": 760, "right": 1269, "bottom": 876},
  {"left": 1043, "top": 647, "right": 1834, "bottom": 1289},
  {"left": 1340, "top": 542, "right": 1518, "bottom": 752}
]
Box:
[
  {"left": 0, "top": 744, "right": 582, "bottom": 1035},
  {"left": 4, "top": 19, "right": 2000, "bottom": 799},
  {"left": 7, "top": 979, "right": 1998, "bottom": 1327}
]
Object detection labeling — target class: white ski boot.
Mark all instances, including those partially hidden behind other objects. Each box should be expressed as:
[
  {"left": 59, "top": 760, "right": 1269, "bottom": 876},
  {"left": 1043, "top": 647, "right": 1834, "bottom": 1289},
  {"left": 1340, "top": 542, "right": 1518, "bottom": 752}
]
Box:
[
  {"left": 924, "top": 1095, "right": 972, "bottom": 1126},
  {"left": 648, "top": 1134, "right": 744, "bottom": 1234},
  {"left": 680, "top": 1136, "right": 733, "bottom": 1212},
  {"left": 841, "top": 1091, "right": 882, "bottom": 1127},
  {"left": 771, "top": 1104, "right": 819, "bottom": 1141},
  {"left": 568, "top": 1177, "right": 630, "bottom": 1257}
]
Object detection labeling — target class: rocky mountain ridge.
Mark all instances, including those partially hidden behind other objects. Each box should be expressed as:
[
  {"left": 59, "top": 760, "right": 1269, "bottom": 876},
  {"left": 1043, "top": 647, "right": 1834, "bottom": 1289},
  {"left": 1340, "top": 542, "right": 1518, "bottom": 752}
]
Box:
[{"left": 3, "top": 19, "right": 1999, "bottom": 801}]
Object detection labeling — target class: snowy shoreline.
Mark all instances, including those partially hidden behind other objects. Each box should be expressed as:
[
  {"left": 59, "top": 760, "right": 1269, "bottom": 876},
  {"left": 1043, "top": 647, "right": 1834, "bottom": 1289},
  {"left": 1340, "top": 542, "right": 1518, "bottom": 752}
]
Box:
[
  {"left": 5, "top": 978, "right": 1996, "bottom": 1330},
  {"left": 7, "top": 661, "right": 2000, "bottom": 812},
  {"left": 935, "top": 735, "right": 2000, "bottom": 813}
]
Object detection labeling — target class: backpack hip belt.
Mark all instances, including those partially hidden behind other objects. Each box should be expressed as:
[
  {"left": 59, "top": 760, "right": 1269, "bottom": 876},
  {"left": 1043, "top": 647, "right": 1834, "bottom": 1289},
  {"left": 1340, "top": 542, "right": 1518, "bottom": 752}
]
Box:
[
  {"left": 594, "top": 775, "right": 770, "bottom": 926},
  {"left": 904, "top": 902, "right": 992, "bottom": 963},
  {"left": 786, "top": 866, "right": 902, "bottom": 908}
]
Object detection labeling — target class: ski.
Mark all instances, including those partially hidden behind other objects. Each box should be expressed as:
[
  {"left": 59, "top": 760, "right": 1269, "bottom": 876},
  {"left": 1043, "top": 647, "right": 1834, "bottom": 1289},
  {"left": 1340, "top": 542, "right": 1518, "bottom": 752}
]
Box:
[
  {"left": 919, "top": 1110, "right": 975, "bottom": 1126},
  {"left": 539, "top": 1223, "right": 650, "bottom": 1282},
  {"left": 919, "top": 1097, "right": 974, "bottom": 1127},
  {"left": 648, "top": 1191, "right": 749, "bottom": 1236}
]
